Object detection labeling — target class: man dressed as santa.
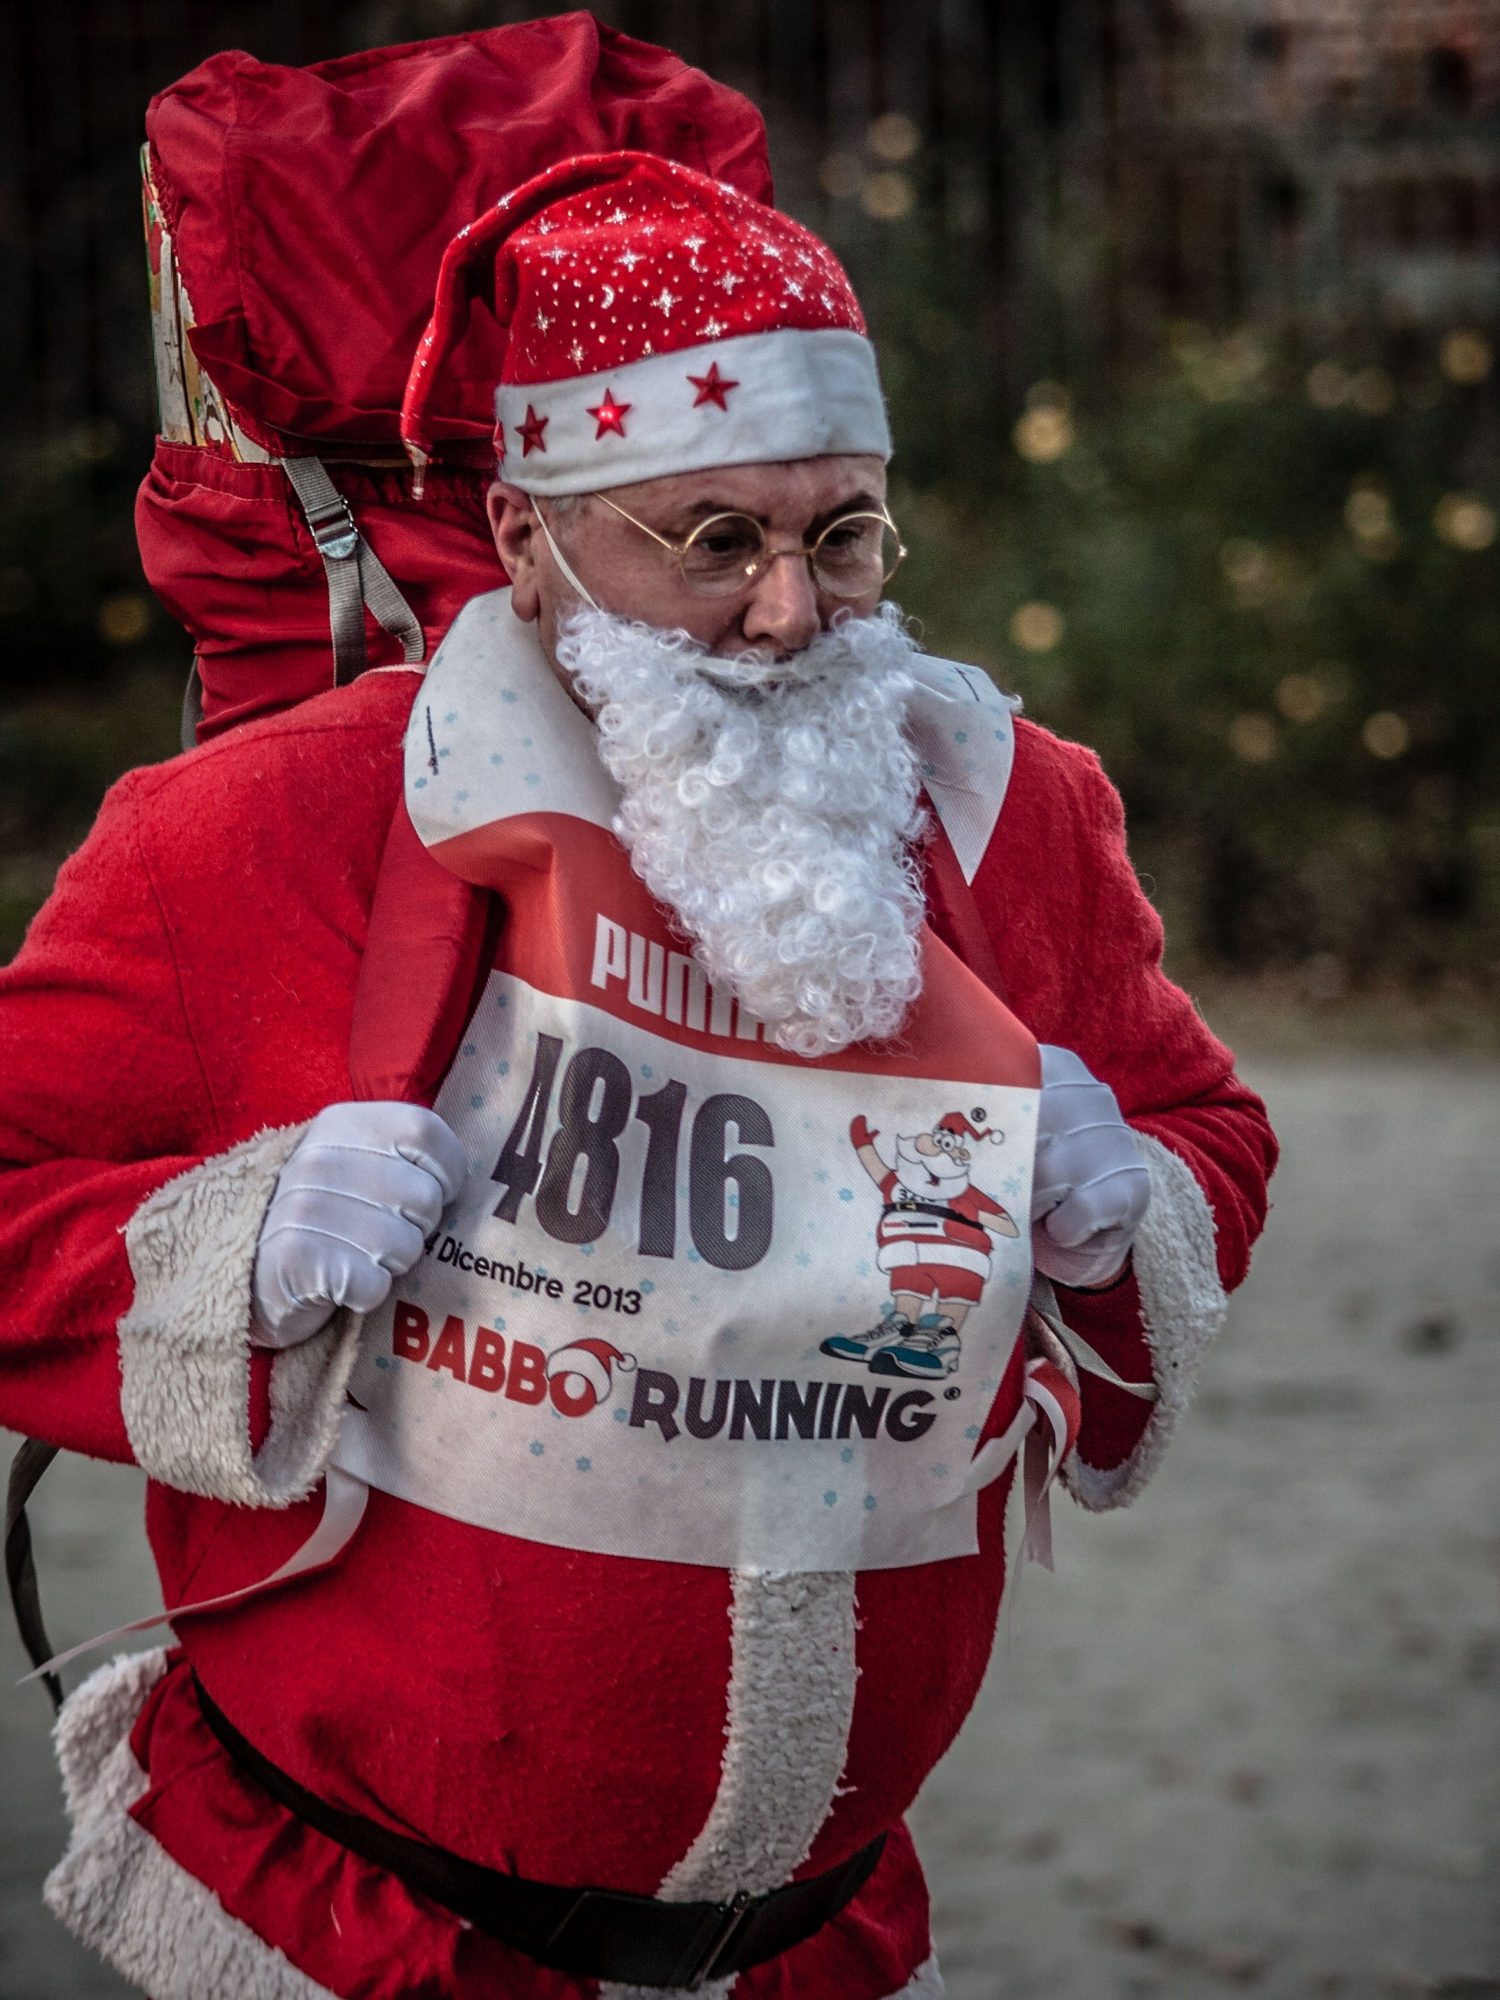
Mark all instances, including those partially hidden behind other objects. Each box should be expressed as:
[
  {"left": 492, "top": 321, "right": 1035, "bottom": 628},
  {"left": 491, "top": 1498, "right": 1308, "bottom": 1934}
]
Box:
[{"left": 0, "top": 48, "right": 1275, "bottom": 2000}]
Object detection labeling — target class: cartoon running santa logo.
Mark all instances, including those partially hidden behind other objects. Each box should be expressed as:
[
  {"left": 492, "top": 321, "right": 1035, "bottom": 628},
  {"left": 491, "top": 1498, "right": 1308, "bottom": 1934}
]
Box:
[{"left": 821, "top": 1109, "right": 1020, "bottom": 1382}]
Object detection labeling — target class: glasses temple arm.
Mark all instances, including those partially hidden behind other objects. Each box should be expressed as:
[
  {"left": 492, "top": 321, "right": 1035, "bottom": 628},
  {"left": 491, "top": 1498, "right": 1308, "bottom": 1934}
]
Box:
[{"left": 534, "top": 508, "right": 602, "bottom": 612}]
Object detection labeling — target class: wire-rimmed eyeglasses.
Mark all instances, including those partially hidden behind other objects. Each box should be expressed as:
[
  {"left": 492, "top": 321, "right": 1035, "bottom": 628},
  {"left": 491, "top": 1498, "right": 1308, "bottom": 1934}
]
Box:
[{"left": 583, "top": 490, "right": 907, "bottom": 600}]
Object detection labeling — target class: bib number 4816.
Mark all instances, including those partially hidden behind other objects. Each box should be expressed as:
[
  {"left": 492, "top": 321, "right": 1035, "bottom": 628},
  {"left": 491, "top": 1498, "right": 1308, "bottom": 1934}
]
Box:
[{"left": 491, "top": 1035, "right": 774, "bottom": 1271}]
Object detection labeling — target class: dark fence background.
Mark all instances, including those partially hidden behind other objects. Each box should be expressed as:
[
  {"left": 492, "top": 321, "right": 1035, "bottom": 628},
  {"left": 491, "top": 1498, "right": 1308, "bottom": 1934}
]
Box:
[{"left": 4, "top": 0, "right": 1500, "bottom": 1004}]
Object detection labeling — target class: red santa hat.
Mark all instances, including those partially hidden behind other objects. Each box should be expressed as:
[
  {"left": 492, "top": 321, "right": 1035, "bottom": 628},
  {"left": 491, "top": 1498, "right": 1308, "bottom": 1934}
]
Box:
[
  {"left": 401, "top": 151, "right": 891, "bottom": 497},
  {"left": 545, "top": 1338, "right": 637, "bottom": 1416},
  {"left": 937, "top": 1110, "right": 1002, "bottom": 1144}
]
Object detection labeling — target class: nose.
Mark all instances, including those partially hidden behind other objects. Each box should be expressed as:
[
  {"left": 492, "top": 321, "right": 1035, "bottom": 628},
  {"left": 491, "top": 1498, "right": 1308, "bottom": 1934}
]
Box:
[{"left": 736, "top": 547, "right": 822, "bottom": 657}]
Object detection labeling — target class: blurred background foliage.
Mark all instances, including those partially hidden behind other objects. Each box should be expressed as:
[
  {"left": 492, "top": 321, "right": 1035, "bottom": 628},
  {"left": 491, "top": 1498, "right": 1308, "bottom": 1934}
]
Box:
[
  {"left": 891, "top": 333, "right": 1500, "bottom": 1005},
  {"left": 2, "top": 0, "right": 1499, "bottom": 1035}
]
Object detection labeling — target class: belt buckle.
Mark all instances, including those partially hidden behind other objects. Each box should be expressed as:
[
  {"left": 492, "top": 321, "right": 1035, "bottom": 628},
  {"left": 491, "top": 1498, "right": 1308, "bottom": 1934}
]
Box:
[{"left": 677, "top": 1889, "right": 757, "bottom": 1991}]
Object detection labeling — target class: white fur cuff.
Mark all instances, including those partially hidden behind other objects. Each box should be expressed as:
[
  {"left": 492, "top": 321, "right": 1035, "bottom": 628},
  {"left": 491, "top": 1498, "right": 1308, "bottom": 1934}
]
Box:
[
  {"left": 119, "top": 1124, "right": 361, "bottom": 1508},
  {"left": 44, "top": 1648, "right": 339, "bottom": 2000},
  {"left": 1062, "top": 1130, "right": 1228, "bottom": 1512}
]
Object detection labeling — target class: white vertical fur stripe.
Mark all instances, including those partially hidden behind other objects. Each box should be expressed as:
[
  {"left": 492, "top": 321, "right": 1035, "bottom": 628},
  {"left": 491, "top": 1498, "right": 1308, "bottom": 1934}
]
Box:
[
  {"left": 44, "top": 1648, "right": 340, "bottom": 2000},
  {"left": 119, "top": 1123, "right": 362, "bottom": 1508},
  {"left": 1061, "top": 1130, "right": 1228, "bottom": 1511},
  {"left": 599, "top": 1567, "right": 859, "bottom": 2000}
]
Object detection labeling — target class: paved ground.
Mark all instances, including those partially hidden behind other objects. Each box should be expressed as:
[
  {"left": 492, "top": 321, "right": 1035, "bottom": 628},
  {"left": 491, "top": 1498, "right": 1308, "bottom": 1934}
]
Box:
[{"left": 3, "top": 1056, "right": 1498, "bottom": 1999}]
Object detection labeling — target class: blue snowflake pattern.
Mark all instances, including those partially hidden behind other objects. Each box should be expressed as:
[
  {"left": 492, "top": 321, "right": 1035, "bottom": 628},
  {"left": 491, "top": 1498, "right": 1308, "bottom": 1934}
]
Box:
[
  {"left": 640, "top": 1279, "right": 655, "bottom": 1295},
  {"left": 575, "top": 1458, "right": 592, "bottom": 1472},
  {"left": 814, "top": 1169, "right": 831, "bottom": 1183},
  {"left": 840, "top": 1447, "right": 854, "bottom": 1464},
  {"left": 500, "top": 688, "right": 518, "bottom": 704},
  {"left": 470, "top": 1094, "right": 484, "bottom": 1109},
  {"left": 838, "top": 1188, "right": 854, "bottom": 1203},
  {"left": 863, "top": 1495, "right": 878, "bottom": 1511},
  {"left": 795, "top": 1251, "right": 812, "bottom": 1268},
  {"left": 823, "top": 1490, "right": 838, "bottom": 1507},
  {"left": 529, "top": 1441, "right": 544, "bottom": 1456}
]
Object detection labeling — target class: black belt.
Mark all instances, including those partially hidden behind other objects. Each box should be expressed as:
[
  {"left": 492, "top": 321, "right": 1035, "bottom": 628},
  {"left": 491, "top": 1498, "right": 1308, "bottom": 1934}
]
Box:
[
  {"left": 881, "top": 1198, "right": 961, "bottom": 1225},
  {"left": 195, "top": 1678, "right": 885, "bottom": 1991}
]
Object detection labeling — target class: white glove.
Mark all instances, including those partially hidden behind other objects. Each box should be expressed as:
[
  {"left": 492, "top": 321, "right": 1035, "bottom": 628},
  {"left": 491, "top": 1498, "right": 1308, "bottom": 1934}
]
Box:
[
  {"left": 1031, "top": 1045, "right": 1152, "bottom": 1290},
  {"left": 251, "top": 1102, "right": 469, "bottom": 1349}
]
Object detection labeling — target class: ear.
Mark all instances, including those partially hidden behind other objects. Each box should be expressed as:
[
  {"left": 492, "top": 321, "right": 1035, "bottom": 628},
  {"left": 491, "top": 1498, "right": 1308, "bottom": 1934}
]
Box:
[{"left": 488, "top": 481, "right": 542, "bottom": 622}]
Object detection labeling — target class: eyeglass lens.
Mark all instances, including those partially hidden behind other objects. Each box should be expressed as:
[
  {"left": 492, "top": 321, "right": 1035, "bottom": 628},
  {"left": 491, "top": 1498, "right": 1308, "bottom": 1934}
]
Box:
[{"left": 678, "top": 512, "right": 903, "bottom": 599}]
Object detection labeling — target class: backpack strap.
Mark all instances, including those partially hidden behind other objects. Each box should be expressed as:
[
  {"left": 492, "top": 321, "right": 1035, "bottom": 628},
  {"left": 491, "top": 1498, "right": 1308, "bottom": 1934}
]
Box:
[
  {"left": 281, "top": 455, "right": 426, "bottom": 685},
  {"left": 5, "top": 1438, "right": 62, "bottom": 1711}
]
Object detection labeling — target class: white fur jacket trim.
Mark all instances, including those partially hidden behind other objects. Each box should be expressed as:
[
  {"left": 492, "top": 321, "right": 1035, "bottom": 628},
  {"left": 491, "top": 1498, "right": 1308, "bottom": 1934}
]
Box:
[
  {"left": 1062, "top": 1130, "right": 1228, "bottom": 1512},
  {"left": 118, "top": 1122, "right": 360, "bottom": 1508},
  {"left": 44, "top": 1648, "right": 339, "bottom": 2000},
  {"left": 47, "top": 1650, "right": 937, "bottom": 2000}
]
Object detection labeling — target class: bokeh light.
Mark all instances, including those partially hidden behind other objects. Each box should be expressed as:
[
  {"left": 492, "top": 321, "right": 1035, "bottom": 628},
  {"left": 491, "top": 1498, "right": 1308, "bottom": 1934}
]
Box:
[
  {"left": 818, "top": 152, "right": 864, "bottom": 199},
  {"left": 1230, "top": 713, "right": 1278, "bottom": 762},
  {"left": 1013, "top": 387, "right": 1074, "bottom": 463},
  {"left": 1433, "top": 492, "right": 1497, "bottom": 550},
  {"left": 97, "top": 593, "right": 150, "bottom": 645},
  {"left": 1440, "top": 329, "right": 1493, "bottom": 385},
  {"left": 1305, "top": 361, "right": 1347, "bottom": 408},
  {"left": 1345, "top": 480, "right": 1399, "bottom": 558},
  {"left": 1009, "top": 601, "right": 1065, "bottom": 651},
  {"left": 1276, "top": 673, "right": 1327, "bottom": 723},
  {"left": 1362, "top": 711, "right": 1410, "bottom": 759},
  {"left": 861, "top": 171, "right": 914, "bottom": 221},
  {"left": 867, "top": 112, "right": 920, "bottom": 162}
]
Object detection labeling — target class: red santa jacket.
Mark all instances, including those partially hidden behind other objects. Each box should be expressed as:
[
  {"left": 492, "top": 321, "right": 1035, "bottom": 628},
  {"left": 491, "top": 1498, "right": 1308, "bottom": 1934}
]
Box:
[{"left": 0, "top": 669, "right": 1274, "bottom": 2000}]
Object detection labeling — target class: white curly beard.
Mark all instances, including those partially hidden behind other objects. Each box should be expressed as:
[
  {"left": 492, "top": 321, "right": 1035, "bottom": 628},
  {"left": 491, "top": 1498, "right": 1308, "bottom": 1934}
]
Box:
[{"left": 557, "top": 603, "right": 928, "bottom": 1058}]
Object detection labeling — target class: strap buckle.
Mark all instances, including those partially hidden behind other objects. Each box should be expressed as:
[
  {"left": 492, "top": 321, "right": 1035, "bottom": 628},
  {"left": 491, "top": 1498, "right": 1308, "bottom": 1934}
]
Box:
[
  {"left": 303, "top": 491, "right": 359, "bottom": 563},
  {"left": 674, "top": 1890, "right": 758, "bottom": 1991}
]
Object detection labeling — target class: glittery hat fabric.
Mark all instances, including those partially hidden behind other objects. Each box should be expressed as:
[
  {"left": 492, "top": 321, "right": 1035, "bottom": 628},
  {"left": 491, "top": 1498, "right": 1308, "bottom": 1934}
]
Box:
[{"left": 401, "top": 152, "right": 892, "bottom": 494}]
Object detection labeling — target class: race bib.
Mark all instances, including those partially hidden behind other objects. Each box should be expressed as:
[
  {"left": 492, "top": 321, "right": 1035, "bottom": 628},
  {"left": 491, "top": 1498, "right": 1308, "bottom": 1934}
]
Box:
[
  {"left": 337, "top": 962, "right": 1037, "bottom": 1571},
  {"left": 333, "top": 592, "right": 1038, "bottom": 1572}
]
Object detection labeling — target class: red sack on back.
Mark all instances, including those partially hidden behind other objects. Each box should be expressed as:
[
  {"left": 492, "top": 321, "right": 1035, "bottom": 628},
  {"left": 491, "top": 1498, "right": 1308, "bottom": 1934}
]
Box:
[{"left": 135, "top": 13, "right": 772, "bottom": 739}]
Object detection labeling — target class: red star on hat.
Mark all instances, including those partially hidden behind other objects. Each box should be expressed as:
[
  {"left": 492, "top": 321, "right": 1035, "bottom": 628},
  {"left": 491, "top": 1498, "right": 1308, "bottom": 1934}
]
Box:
[
  {"left": 517, "top": 405, "right": 549, "bottom": 455},
  {"left": 687, "top": 361, "right": 739, "bottom": 410},
  {"left": 586, "top": 388, "right": 631, "bottom": 439}
]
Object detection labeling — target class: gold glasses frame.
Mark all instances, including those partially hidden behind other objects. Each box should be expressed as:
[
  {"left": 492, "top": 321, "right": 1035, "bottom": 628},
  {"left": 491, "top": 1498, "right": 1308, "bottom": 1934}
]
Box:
[{"left": 583, "top": 490, "right": 907, "bottom": 600}]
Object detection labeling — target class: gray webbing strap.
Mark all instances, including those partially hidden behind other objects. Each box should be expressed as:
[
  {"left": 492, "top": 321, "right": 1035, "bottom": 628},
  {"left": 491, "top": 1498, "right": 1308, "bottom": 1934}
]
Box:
[
  {"left": 281, "top": 455, "right": 425, "bottom": 685},
  {"left": 1030, "top": 1275, "right": 1159, "bottom": 1401}
]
